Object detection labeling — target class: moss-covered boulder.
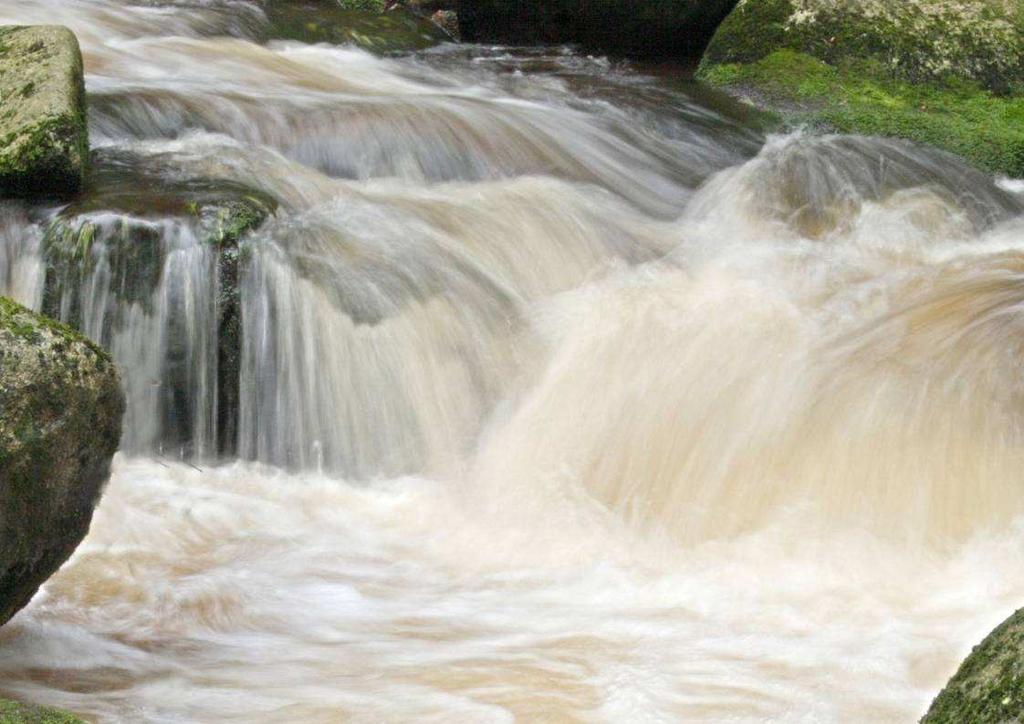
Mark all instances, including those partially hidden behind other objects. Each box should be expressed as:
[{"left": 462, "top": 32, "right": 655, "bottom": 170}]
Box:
[
  {"left": 0, "top": 26, "right": 88, "bottom": 198},
  {"left": 923, "top": 608, "right": 1024, "bottom": 722},
  {"left": 0, "top": 697, "right": 84, "bottom": 724},
  {"left": 456, "top": 0, "right": 739, "bottom": 60},
  {"left": 705, "top": 0, "right": 1024, "bottom": 92},
  {"left": 699, "top": 0, "right": 1024, "bottom": 176},
  {"left": 0, "top": 297, "right": 123, "bottom": 627}
]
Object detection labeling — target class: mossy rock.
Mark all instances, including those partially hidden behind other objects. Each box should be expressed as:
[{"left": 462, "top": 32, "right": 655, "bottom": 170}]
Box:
[
  {"left": 0, "top": 297, "right": 123, "bottom": 627},
  {"left": 699, "top": 48, "right": 1024, "bottom": 177},
  {"left": 263, "top": 2, "right": 449, "bottom": 52},
  {"left": 457, "top": 0, "right": 738, "bottom": 60},
  {"left": 698, "top": 0, "right": 1024, "bottom": 176},
  {"left": 704, "top": 0, "right": 1024, "bottom": 93},
  {"left": 0, "top": 26, "right": 88, "bottom": 197},
  {"left": 42, "top": 151, "right": 276, "bottom": 314},
  {"left": 923, "top": 607, "right": 1024, "bottom": 722},
  {"left": 0, "top": 698, "right": 84, "bottom": 724}
]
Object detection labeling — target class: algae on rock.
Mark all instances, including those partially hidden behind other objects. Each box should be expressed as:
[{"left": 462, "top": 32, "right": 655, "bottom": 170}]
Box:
[
  {"left": 923, "top": 607, "right": 1024, "bottom": 723},
  {"left": 0, "top": 297, "right": 124, "bottom": 627},
  {"left": 704, "top": 0, "right": 1024, "bottom": 92},
  {"left": 0, "top": 26, "right": 88, "bottom": 197},
  {"left": 699, "top": 0, "right": 1024, "bottom": 176}
]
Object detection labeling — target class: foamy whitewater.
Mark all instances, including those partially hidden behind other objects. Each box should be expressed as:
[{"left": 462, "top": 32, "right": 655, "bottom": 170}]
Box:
[{"left": 2, "top": 1, "right": 1024, "bottom": 721}]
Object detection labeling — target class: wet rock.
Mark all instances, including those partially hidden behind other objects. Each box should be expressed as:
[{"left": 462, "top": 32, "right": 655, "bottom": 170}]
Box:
[
  {"left": 430, "top": 10, "right": 460, "bottom": 40},
  {"left": 923, "top": 607, "right": 1024, "bottom": 722},
  {"left": 391, "top": 1, "right": 459, "bottom": 39},
  {"left": 0, "top": 26, "right": 88, "bottom": 197},
  {"left": 264, "top": 2, "right": 449, "bottom": 52},
  {"left": 40, "top": 150, "right": 276, "bottom": 458},
  {"left": 456, "top": 0, "right": 739, "bottom": 60},
  {"left": 205, "top": 197, "right": 276, "bottom": 457},
  {"left": 0, "top": 297, "right": 123, "bottom": 626}
]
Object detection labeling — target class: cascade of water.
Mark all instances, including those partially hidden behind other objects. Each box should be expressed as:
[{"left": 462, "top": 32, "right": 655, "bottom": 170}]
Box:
[{"left": 2, "top": 1, "right": 1024, "bottom": 722}]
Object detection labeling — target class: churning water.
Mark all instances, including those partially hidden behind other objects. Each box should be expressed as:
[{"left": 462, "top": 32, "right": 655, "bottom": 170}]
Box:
[{"left": 2, "top": 1, "right": 1024, "bottom": 721}]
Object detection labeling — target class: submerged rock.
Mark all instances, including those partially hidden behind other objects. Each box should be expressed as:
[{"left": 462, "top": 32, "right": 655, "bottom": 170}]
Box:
[
  {"left": 0, "top": 26, "right": 88, "bottom": 197},
  {"left": 0, "top": 297, "right": 123, "bottom": 627},
  {"left": 456, "top": 0, "right": 739, "bottom": 60},
  {"left": 40, "top": 151, "right": 276, "bottom": 458},
  {"left": 263, "top": 2, "right": 450, "bottom": 52},
  {"left": 923, "top": 608, "right": 1024, "bottom": 723}
]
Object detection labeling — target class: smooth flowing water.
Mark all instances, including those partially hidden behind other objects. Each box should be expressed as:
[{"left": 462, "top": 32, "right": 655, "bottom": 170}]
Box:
[{"left": 3, "top": 1, "right": 1024, "bottom": 721}]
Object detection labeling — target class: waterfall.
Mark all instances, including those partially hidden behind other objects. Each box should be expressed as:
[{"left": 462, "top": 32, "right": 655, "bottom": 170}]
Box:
[{"left": 1, "top": 1, "right": 1023, "bottom": 722}]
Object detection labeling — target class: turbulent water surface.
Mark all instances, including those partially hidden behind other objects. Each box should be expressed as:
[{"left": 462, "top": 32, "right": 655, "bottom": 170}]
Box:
[{"left": 3, "top": 1, "right": 1024, "bottom": 721}]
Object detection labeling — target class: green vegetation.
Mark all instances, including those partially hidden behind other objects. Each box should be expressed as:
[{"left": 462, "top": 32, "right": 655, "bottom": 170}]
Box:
[
  {"left": 0, "top": 698, "right": 84, "bottom": 724},
  {"left": 704, "top": 0, "right": 1024, "bottom": 93},
  {"left": 203, "top": 197, "right": 276, "bottom": 250},
  {"left": 699, "top": 0, "right": 1024, "bottom": 175},
  {"left": 923, "top": 608, "right": 1024, "bottom": 722},
  {"left": 701, "top": 49, "right": 1024, "bottom": 176}
]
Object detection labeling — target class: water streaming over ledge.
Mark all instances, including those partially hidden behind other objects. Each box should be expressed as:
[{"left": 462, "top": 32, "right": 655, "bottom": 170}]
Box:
[{"left": 2, "top": 1, "right": 1024, "bottom": 721}]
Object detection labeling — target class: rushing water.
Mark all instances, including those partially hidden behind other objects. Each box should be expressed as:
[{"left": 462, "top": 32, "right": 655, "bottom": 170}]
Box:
[{"left": 3, "top": 1, "right": 1024, "bottom": 721}]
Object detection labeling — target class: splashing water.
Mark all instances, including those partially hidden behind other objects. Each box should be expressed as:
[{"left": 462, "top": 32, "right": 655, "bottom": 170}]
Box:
[{"left": 1, "top": 1, "right": 1024, "bottom": 721}]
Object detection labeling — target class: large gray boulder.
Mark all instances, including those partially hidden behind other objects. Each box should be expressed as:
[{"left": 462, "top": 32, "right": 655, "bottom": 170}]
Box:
[
  {"left": 923, "top": 608, "right": 1024, "bottom": 723},
  {"left": 456, "top": 0, "right": 739, "bottom": 60},
  {"left": 0, "top": 297, "right": 123, "bottom": 626},
  {"left": 0, "top": 26, "right": 89, "bottom": 197}
]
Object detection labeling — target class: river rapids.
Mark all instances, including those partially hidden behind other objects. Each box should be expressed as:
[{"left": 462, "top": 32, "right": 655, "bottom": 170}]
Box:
[{"left": 2, "top": 1, "right": 1024, "bottom": 721}]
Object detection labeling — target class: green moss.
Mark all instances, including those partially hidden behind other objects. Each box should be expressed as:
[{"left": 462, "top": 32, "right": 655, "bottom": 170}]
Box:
[
  {"left": 0, "top": 296, "right": 109, "bottom": 362},
  {"left": 202, "top": 196, "right": 274, "bottom": 250},
  {"left": 704, "top": 0, "right": 1024, "bottom": 93},
  {"left": 0, "top": 295, "right": 123, "bottom": 627},
  {"left": 700, "top": 49, "right": 1024, "bottom": 176},
  {"left": 702, "top": 0, "right": 794, "bottom": 67},
  {"left": 923, "top": 608, "right": 1024, "bottom": 723},
  {"left": 0, "top": 25, "right": 88, "bottom": 196},
  {"left": 0, "top": 113, "right": 85, "bottom": 195},
  {"left": 0, "top": 698, "right": 84, "bottom": 724}
]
